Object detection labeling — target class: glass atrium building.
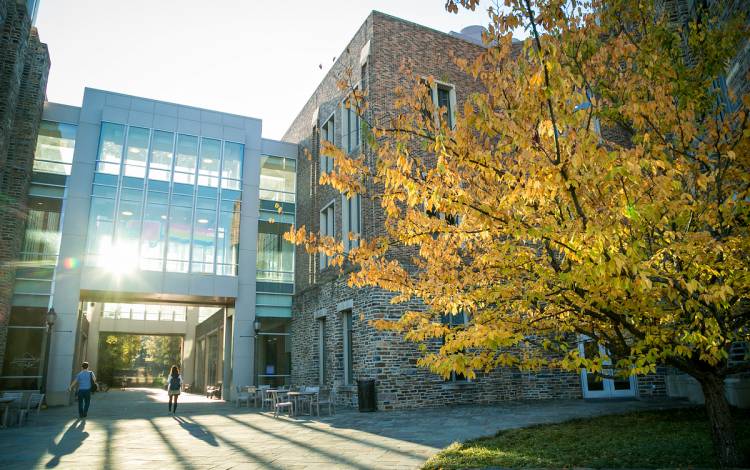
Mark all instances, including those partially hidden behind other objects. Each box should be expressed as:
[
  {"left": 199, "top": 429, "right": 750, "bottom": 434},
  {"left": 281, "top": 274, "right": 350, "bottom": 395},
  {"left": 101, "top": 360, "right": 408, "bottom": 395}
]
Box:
[{"left": 5, "top": 89, "right": 297, "bottom": 405}]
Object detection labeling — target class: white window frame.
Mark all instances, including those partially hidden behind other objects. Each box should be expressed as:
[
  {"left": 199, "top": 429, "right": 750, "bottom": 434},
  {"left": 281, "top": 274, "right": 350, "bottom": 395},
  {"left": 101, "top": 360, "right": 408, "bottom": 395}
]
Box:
[
  {"left": 319, "top": 200, "right": 335, "bottom": 269},
  {"left": 341, "top": 193, "right": 361, "bottom": 252},
  {"left": 427, "top": 80, "right": 457, "bottom": 130}
]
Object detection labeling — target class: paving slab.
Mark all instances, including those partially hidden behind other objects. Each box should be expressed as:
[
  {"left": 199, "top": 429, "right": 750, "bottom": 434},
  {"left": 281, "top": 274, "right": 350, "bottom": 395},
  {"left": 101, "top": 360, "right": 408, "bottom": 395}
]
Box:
[{"left": 0, "top": 388, "right": 688, "bottom": 469}]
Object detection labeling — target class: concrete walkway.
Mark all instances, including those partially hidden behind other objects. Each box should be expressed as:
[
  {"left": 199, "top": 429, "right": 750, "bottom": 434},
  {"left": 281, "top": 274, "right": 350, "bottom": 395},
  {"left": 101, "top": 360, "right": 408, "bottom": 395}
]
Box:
[{"left": 0, "top": 388, "right": 687, "bottom": 469}]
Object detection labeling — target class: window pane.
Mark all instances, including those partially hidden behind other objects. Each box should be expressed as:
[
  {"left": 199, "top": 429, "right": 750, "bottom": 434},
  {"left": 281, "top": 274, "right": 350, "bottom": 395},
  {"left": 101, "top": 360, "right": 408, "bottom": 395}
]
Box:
[
  {"left": 141, "top": 204, "right": 168, "bottom": 271},
  {"left": 166, "top": 205, "right": 192, "bottom": 273},
  {"left": 260, "top": 156, "right": 295, "bottom": 203},
  {"left": 256, "top": 221, "right": 294, "bottom": 282},
  {"left": 34, "top": 121, "right": 76, "bottom": 175},
  {"left": 149, "top": 130, "right": 174, "bottom": 179},
  {"left": 175, "top": 134, "right": 198, "bottom": 183},
  {"left": 198, "top": 138, "right": 221, "bottom": 187},
  {"left": 86, "top": 197, "right": 115, "bottom": 264},
  {"left": 21, "top": 197, "right": 62, "bottom": 265},
  {"left": 125, "top": 127, "right": 149, "bottom": 167},
  {"left": 192, "top": 209, "right": 216, "bottom": 273},
  {"left": 257, "top": 334, "right": 291, "bottom": 376},
  {"left": 222, "top": 142, "right": 243, "bottom": 180},
  {"left": 116, "top": 200, "right": 142, "bottom": 261},
  {"left": 216, "top": 210, "right": 240, "bottom": 276},
  {"left": 97, "top": 123, "right": 125, "bottom": 173}
]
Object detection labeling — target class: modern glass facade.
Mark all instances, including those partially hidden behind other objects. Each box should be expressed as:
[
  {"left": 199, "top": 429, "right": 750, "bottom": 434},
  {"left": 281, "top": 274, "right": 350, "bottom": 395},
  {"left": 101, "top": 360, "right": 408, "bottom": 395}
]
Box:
[
  {"left": 85, "top": 122, "right": 243, "bottom": 275},
  {"left": 2, "top": 120, "right": 76, "bottom": 390}
]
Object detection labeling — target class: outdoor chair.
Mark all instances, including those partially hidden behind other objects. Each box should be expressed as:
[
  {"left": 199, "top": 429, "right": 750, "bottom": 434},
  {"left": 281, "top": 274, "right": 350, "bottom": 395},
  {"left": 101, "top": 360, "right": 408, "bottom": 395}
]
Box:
[
  {"left": 298, "top": 386, "right": 319, "bottom": 415},
  {"left": 234, "top": 386, "right": 251, "bottom": 408},
  {"left": 259, "top": 385, "right": 273, "bottom": 409},
  {"left": 2, "top": 392, "right": 25, "bottom": 426},
  {"left": 206, "top": 382, "right": 222, "bottom": 399},
  {"left": 19, "top": 393, "right": 43, "bottom": 426},
  {"left": 314, "top": 388, "right": 335, "bottom": 416},
  {"left": 272, "top": 390, "right": 293, "bottom": 418}
]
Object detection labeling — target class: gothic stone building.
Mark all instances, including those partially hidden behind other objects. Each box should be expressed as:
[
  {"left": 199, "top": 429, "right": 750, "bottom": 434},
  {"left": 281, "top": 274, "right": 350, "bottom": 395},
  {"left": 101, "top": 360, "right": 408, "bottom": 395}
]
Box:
[{"left": 282, "top": 11, "right": 667, "bottom": 410}]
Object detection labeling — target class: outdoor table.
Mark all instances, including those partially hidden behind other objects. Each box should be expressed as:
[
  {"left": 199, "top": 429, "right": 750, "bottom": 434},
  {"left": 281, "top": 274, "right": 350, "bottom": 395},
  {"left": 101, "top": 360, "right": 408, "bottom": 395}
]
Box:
[
  {"left": 0, "top": 397, "right": 14, "bottom": 428},
  {"left": 287, "top": 391, "right": 317, "bottom": 416}
]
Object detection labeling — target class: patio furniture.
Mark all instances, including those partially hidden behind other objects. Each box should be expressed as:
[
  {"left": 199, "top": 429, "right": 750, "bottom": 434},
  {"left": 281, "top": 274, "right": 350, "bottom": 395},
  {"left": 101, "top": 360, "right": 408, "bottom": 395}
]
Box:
[
  {"left": 0, "top": 396, "right": 14, "bottom": 428},
  {"left": 290, "top": 387, "right": 318, "bottom": 416},
  {"left": 259, "top": 386, "right": 273, "bottom": 409},
  {"left": 206, "top": 382, "right": 222, "bottom": 399},
  {"left": 18, "top": 393, "right": 44, "bottom": 426},
  {"left": 271, "top": 389, "right": 293, "bottom": 418},
  {"left": 314, "top": 388, "right": 336, "bottom": 416},
  {"left": 235, "top": 386, "right": 251, "bottom": 407},
  {"left": 1, "top": 392, "right": 24, "bottom": 427}
]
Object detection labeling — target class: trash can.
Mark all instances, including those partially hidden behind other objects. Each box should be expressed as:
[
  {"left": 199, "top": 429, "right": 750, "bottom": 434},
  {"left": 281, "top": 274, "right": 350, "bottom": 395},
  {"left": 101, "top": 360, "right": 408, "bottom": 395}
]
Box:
[{"left": 357, "top": 379, "right": 377, "bottom": 412}]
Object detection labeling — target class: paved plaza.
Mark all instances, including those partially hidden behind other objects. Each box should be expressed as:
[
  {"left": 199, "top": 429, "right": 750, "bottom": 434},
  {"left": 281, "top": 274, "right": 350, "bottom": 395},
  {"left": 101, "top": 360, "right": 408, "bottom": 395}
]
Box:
[{"left": 0, "top": 388, "right": 685, "bottom": 469}]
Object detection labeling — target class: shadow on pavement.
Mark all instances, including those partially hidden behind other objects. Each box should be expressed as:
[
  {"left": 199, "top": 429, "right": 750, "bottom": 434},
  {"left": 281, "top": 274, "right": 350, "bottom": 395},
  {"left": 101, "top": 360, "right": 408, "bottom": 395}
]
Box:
[
  {"left": 173, "top": 416, "right": 219, "bottom": 446},
  {"left": 45, "top": 419, "right": 89, "bottom": 468}
]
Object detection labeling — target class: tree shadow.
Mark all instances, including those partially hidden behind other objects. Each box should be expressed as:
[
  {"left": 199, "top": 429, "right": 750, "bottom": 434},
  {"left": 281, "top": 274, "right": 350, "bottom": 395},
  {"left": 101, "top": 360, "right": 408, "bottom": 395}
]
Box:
[
  {"left": 45, "top": 419, "right": 89, "bottom": 468},
  {"left": 173, "top": 416, "right": 219, "bottom": 446}
]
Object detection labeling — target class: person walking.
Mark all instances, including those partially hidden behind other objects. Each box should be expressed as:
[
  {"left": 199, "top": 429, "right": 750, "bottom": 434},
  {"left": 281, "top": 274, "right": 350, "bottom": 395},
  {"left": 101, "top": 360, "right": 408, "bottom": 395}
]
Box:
[
  {"left": 166, "top": 365, "right": 182, "bottom": 414},
  {"left": 69, "top": 362, "right": 96, "bottom": 419}
]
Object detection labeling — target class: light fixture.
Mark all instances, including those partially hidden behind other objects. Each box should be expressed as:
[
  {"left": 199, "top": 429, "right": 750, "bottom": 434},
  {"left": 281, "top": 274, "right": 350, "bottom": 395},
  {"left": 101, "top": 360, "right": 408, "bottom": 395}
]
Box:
[
  {"left": 46, "top": 308, "right": 57, "bottom": 327},
  {"left": 203, "top": 158, "right": 213, "bottom": 164},
  {"left": 122, "top": 210, "right": 133, "bottom": 216},
  {"left": 254, "top": 319, "right": 262, "bottom": 335},
  {"left": 160, "top": 215, "right": 167, "bottom": 220},
  {"left": 197, "top": 218, "right": 209, "bottom": 224}
]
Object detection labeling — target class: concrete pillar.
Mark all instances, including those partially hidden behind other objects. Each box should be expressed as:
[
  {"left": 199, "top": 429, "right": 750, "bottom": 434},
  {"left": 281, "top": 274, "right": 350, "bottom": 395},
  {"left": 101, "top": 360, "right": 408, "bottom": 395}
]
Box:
[
  {"left": 86, "top": 303, "right": 102, "bottom": 373},
  {"left": 182, "top": 306, "right": 198, "bottom": 386}
]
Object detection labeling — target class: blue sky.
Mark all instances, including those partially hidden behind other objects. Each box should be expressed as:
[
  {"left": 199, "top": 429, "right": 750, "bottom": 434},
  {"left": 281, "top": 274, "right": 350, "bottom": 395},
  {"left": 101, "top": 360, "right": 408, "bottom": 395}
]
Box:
[{"left": 37, "top": 1, "right": 496, "bottom": 139}]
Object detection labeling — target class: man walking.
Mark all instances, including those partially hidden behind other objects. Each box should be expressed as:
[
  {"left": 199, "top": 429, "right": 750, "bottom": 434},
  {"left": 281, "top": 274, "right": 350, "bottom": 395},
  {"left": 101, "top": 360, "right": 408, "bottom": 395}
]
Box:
[{"left": 69, "top": 362, "right": 96, "bottom": 419}]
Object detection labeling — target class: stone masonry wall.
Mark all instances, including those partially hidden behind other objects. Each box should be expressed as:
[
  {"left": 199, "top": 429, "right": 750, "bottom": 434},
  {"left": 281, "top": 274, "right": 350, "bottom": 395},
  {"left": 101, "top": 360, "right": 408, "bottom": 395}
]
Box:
[{"left": 0, "top": 0, "right": 50, "bottom": 371}]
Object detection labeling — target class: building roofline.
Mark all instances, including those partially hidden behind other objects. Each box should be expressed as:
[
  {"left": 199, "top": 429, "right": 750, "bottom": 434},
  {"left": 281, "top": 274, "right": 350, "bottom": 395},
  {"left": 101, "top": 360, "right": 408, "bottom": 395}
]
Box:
[
  {"left": 83, "top": 87, "right": 264, "bottom": 124},
  {"left": 369, "top": 10, "right": 487, "bottom": 49}
]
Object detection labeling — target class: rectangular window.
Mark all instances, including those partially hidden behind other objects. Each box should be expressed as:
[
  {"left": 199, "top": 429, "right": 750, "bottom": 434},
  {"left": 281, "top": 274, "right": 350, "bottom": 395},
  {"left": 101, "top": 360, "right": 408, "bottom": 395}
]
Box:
[
  {"left": 140, "top": 203, "right": 168, "bottom": 271},
  {"left": 442, "top": 311, "right": 468, "bottom": 382},
  {"left": 124, "top": 127, "right": 149, "bottom": 178},
  {"left": 434, "top": 84, "right": 456, "bottom": 129},
  {"left": 85, "top": 197, "right": 115, "bottom": 266},
  {"left": 33, "top": 121, "right": 76, "bottom": 175},
  {"left": 166, "top": 205, "right": 192, "bottom": 273},
  {"left": 320, "top": 116, "right": 335, "bottom": 174},
  {"left": 21, "top": 197, "right": 62, "bottom": 266},
  {"left": 198, "top": 138, "right": 221, "bottom": 188},
  {"left": 343, "top": 310, "right": 354, "bottom": 385},
  {"left": 343, "top": 95, "right": 360, "bottom": 153},
  {"left": 318, "top": 318, "right": 326, "bottom": 385},
  {"left": 174, "top": 134, "right": 198, "bottom": 184},
  {"left": 96, "top": 122, "right": 125, "bottom": 175},
  {"left": 256, "top": 220, "right": 294, "bottom": 283},
  {"left": 319, "top": 202, "right": 335, "bottom": 269},
  {"left": 342, "top": 194, "right": 361, "bottom": 252},
  {"left": 192, "top": 209, "right": 217, "bottom": 273},
  {"left": 148, "top": 130, "right": 174, "bottom": 182},
  {"left": 259, "top": 156, "right": 296, "bottom": 203},
  {"left": 221, "top": 141, "right": 244, "bottom": 189}
]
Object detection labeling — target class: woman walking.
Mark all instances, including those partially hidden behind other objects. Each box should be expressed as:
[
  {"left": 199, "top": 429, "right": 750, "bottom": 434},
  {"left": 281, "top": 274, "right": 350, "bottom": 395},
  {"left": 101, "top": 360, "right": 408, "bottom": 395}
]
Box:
[{"left": 166, "top": 365, "right": 182, "bottom": 414}]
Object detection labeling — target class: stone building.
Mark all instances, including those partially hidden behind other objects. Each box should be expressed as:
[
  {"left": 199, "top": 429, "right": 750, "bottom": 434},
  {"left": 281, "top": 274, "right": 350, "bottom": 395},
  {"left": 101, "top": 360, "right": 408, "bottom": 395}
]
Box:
[{"left": 0, "top": 0, "right": 49, "bottom": 376}]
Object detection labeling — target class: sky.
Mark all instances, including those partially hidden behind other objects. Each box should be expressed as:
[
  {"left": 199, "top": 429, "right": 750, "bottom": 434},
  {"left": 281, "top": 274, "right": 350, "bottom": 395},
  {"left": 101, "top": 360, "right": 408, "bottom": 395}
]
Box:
[{"left": 36, "top": 1, "right": 496, "bottom": 140}]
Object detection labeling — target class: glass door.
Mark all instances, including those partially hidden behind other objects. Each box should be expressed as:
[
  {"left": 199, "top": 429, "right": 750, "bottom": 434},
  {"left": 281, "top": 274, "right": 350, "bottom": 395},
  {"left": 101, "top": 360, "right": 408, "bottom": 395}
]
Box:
[{"left": 578, "top": 337, "right": 636, "bottom": 398}]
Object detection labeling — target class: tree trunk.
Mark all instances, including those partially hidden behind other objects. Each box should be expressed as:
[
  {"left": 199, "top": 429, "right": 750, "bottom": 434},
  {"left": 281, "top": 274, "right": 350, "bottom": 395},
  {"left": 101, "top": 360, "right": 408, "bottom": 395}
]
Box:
[{"left": 699, "top": 373, "right": 746, "bottom": 467}]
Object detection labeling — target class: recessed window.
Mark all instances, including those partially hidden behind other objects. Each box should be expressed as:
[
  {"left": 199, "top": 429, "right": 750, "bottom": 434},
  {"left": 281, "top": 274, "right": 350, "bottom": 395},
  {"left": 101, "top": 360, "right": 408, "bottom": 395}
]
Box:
[
  {"left": 343, "top": 309, "right": 354, "bottom": 385},
  {"left": 319, "top": 201, "right": 335, "bottom": 269},
  {"left": 342, "top": 194, "right": 361, "bottom": 252},
  {"left": 342, "top": 92, "right": 361, "bottom": 154},
  {"left": 320, "top": 115, "right": 335, "bottom": 174}
]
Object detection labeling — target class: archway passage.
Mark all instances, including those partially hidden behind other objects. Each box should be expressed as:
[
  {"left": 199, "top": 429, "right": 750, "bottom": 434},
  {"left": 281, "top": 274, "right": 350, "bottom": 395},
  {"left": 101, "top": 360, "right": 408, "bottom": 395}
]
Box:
[{"left": 97, "top": 334, "right": 183, "bottom": 389}]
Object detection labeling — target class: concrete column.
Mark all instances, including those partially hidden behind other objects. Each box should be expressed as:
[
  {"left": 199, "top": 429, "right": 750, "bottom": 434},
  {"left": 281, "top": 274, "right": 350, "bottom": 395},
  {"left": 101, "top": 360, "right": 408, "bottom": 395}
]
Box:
[
  {"left": 182, "top": 306, "right": 198, "bottom": 386},
  {"left": 86, "top": 303, "right": 101, "bottom": 373}
]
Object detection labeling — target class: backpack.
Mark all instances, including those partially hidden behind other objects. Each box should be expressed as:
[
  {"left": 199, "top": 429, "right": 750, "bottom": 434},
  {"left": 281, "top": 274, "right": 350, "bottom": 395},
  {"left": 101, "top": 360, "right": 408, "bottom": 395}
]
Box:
[
  {"left": 169, "top": 375, "right": 180, "bottom": 391},
  {"left": 89, "top": 371, "right": 98, "bottom": 393}
]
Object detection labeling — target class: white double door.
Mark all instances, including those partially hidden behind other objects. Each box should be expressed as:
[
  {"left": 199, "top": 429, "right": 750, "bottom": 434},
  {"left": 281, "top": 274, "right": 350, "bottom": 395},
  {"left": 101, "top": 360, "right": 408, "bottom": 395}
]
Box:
[{"left": 578, "top": 338, "right": 637, "bottom": 398}]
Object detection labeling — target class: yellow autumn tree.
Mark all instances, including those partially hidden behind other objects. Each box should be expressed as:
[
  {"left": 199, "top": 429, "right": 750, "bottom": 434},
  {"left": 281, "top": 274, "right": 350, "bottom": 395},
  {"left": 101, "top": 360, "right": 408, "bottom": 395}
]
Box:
[{"left": 288, "top": 0, "right": 749, "bottom": 465}]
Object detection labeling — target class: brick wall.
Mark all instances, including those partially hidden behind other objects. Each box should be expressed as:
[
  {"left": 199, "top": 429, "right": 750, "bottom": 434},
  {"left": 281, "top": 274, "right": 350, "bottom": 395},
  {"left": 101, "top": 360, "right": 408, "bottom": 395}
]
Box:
[{"left": 0, "top": 0, "right": 50, "bottom": 370}]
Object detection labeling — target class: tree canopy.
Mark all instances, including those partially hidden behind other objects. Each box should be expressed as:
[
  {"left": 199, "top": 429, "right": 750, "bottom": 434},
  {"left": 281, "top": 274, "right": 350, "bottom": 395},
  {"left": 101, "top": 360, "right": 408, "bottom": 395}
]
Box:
[{"left": 289, "top": 0, "right": 749, "bottom": 464}]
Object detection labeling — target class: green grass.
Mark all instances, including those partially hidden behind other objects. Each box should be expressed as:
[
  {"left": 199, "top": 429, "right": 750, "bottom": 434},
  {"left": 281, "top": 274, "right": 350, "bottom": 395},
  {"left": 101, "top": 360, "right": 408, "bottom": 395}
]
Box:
[{"left": 423, "top": 407, "right": 750, "bottom": 469}]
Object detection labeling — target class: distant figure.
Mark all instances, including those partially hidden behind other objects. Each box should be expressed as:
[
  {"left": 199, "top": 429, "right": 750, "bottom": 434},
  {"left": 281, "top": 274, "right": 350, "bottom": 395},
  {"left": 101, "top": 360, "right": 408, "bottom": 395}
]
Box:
[
  {"left": 69, "top": 362, "right": 96, "bottom": 419},
  {"left": 167, "top": 365, "right": 183, "bottom": 414}
]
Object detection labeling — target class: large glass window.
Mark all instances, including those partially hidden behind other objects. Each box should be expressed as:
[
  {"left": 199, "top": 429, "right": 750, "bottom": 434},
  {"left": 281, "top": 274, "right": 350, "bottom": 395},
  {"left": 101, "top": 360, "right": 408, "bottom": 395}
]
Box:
[
  {"left": 96, "top": 123, "right": 125, "bottom": 175},
  {"left": 21, "top": 197, "right": 62, "bottom": 266},
  {"left": 257, "top": 318, "right": 291, "bottom": 387},
  {"left": 342, "top": 194, "right": 361, "bottom": 252},
  {"left": 256, "top": 221, "right": 294, "bottom": 283},
  {"left": 319, "top": 202, "right": 335, "bottom": 269},
  {"left": 260, "top": 156, "right": 296, "bottom": 203},
  {"left": 86, "top": 123, "right": 243, "bottom": 275},
  {"left": 198, "top": 138, "right": 221, "bottom": 187},
  {"left": 149, "top": 130, "right": 174, "bottom": 182},
  {"left": 320, "top": 117, "right": 335, "bottom": 174},
  {"left": 33, "top": 121, "right": 76, "bottom": 175},
  {"left": 343, "top": 310, "right": 354, "bottom": 385}
]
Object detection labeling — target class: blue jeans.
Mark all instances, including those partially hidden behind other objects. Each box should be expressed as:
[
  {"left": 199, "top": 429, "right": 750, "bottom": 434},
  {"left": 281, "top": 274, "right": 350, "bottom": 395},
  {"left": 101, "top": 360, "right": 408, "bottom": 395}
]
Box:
[{"left": 77, "top": 389, "right": 91, "bottom": 417}]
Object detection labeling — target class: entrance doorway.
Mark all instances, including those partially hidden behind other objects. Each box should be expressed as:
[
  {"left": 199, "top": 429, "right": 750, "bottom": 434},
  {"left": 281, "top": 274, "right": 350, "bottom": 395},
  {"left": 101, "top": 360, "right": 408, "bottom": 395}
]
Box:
[{"left": 578, "top": 338, "right": 637, "bottom": 398}]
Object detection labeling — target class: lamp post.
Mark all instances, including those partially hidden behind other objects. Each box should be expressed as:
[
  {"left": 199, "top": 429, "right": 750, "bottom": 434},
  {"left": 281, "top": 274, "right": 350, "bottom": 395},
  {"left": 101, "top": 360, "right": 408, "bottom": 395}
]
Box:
[
  {"left": 40, "top": 308, "right": 57, "bottom": 395},
  {"left": 253, "top": 319, "right": 261, "bottom": 386}
]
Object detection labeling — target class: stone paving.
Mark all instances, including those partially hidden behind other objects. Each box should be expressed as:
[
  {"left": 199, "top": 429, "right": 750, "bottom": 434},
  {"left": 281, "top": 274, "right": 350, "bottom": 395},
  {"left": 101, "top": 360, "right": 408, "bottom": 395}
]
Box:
[{"left": 0, "top": 388, "right": 687, "bottom": 469}]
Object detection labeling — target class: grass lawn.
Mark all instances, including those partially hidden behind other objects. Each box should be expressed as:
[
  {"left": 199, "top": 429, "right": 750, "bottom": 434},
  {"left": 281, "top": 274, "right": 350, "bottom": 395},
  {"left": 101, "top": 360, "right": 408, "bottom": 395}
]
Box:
[{"left": 423, "top": 407, "right": 750, "bottom": 469}]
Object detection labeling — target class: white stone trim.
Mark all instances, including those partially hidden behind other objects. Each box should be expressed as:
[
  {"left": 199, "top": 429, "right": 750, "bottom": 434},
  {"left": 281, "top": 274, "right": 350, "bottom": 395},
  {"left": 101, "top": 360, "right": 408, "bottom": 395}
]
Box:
[
  {"left": 337, "top": 299, "right": 353, "bottom": 312},
  {"left": 359, "top": 40, "right": 371, "bottom": 66},
  {"left": 314, "top": 308, "right": 327, "bottom": 320}
]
